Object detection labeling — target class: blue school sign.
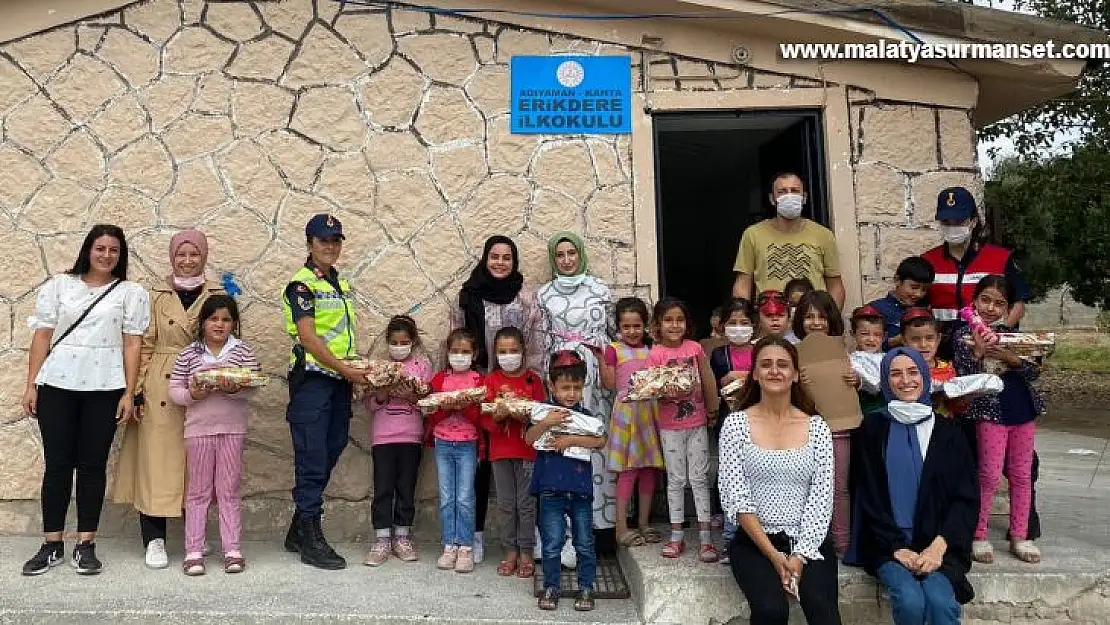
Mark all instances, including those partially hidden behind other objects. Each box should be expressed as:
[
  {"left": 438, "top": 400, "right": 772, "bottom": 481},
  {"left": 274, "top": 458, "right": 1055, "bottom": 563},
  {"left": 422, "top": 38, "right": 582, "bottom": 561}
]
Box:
[{"left": 510, "top": 56, "right": 632, "bottom": 135}]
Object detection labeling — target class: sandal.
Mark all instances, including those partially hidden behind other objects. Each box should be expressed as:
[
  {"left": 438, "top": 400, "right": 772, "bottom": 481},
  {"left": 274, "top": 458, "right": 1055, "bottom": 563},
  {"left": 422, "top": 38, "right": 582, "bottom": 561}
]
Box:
[
  {"left": 642, "top": 527, "right": 664, "bottom": 544},
  {"left": 1010, "top": 540, "right": 1041, "bottom": 564},
  {"left": 617, "top": 531, "right": 645, "bottom": 548},
  {"left": 698, "top": 543, "right": 719, "bottom": 563},
  {"left": 183, "top": 558, "right": 205, "bottom": 576},
  {"left": 517, "top": 559, "right": 534, "bottom": 578},
  {"left": 662, "top": 540, "right": 685, "bottom": 559},
  {"left": 224, "top": 555, "right": 246, "bottom": 574},
  {"left": 496, "top": 557, "right": 518, "bottom": 577},
  {"left": 574, "top": 588, "right": 596, "bottom": 611},
  {"left": 538, "top": 587, "right": 559, "bottom": 610},
  {"left": 972, "top": 540, "right": 994, "bottom": 564}
]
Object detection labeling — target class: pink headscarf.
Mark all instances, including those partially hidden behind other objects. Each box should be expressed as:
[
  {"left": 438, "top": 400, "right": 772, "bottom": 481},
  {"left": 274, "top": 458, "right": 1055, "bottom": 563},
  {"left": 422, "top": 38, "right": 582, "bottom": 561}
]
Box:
[{"left": 170, "top": 229, "right": 208, "bottom": 289}]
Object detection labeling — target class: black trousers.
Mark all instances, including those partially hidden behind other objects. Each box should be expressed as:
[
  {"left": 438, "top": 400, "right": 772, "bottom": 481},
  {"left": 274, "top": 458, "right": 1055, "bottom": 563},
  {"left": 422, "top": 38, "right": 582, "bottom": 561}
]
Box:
[
  {"left": 960, "top": 419, "right": 1041, "bottom": 540},
  {"left": 730, "top": 531, "right": 843, "bottom": 625},
  {"left": 36, "top": 385, "right": 123, "bottom": 533},
  {"left": 475, "top": 455, "right": 491, "bottom": 532},
  {"left": 371, "top": 443, "right": 422, "bottom": 530},
  {"left": 140, "top": 513, "right": 168, "bottom": 546}
]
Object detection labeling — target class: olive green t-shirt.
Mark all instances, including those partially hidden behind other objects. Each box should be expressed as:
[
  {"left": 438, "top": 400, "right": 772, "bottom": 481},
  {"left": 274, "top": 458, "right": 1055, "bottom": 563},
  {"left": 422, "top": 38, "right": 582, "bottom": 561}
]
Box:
[{"left": 733, "top": 219, "right": 841, "bottom": 292}]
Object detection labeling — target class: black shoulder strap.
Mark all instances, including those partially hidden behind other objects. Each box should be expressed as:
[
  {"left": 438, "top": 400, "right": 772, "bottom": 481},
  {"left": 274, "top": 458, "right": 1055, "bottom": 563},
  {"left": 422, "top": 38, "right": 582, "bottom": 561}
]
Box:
[{"left": 48, "top": 279, "right": 123, "bottom": 355}]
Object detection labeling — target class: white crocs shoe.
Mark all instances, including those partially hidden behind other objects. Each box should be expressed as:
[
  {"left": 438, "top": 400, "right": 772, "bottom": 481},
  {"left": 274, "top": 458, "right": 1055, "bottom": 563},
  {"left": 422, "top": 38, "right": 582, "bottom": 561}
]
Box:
[{"left": 145, "top": 538, "right": 169, "bottom": 569}]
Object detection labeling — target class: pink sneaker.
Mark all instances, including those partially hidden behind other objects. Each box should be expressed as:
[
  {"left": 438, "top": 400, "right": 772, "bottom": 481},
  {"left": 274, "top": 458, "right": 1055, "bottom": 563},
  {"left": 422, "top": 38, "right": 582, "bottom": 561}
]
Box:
[
  {"left": 454, "top": 547, "right": 475, "bottom": 573},
  {"left": 436, "top": 546, "right": 458, "bottom": 570},
  {"left": 392, "top": 536, "right": 419, "bottom": 562},
  {"left": 363, "top": 539, "right": 390, "bottom": 567}
]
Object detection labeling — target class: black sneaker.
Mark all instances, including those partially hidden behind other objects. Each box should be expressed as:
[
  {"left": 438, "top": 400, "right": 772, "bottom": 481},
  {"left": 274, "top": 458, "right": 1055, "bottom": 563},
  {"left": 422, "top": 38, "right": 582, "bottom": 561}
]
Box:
[
  {"left": 21, "top": 541, "right": 64, "bottom": 576},
  {"left": 72, "top": 541, "right": 102, "bottom": 575}
]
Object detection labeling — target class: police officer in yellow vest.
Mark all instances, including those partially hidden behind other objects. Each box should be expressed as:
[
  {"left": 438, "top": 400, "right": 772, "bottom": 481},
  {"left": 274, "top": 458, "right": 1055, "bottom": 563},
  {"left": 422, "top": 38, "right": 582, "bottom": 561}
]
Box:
[{"left": 282, "top": 214, "right": 366, "bottom": 570}]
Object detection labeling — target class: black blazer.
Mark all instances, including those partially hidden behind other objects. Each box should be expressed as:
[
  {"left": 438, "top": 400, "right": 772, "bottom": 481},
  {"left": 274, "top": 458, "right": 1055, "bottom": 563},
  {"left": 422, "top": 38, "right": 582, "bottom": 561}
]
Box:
[{"left": 851, "top": 412, "right": 979, "bottom": 604}]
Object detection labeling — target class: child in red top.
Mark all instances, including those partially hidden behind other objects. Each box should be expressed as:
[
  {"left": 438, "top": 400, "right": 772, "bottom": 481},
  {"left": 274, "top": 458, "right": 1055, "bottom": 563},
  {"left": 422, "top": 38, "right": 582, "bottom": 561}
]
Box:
[
  {"left": 900, "top": 308, "right": 965, "bottom": 417},
  {"left": 650, "top": 297, "right": 720, "bottom": 563},
  {"left": 481, "top": 326, "right": 546, "bottom": 578},
  {"left": 426, "top": 328, "right": 483, "bottom": 574}
]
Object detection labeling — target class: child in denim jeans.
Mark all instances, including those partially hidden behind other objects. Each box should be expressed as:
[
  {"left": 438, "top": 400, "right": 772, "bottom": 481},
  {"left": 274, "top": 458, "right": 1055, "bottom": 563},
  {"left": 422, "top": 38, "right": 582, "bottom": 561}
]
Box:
[{"left": 527, "top": 351, "right": 607, "bottom": 611}]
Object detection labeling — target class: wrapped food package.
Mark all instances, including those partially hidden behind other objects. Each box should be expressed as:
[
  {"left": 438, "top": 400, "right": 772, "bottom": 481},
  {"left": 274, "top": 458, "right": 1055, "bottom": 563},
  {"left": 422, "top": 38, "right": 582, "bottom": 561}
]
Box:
[
  {"left": 849, "top": 351, "right": 884, "bottom": 394},
  {"left": 417, "top": 387, "right": 487, "bottom": 414},
  {"left": 624, "top": 365, "right": 695, "bottom": 401},
  {"left": 193, "top": 367, "right": 268, "bottom": 388},
  {"left": 720, "top": 374, "right": 748, "bottom": 412},
  {"left": 388, "top": 375, "right": 431, "bottom": 399},
  {"left": 962, "top": 332, "right": 1056, "bottom": 359},
  {"left": 942, "top": 373, "right": 1004, "bottom": 399},
  {"left": 529, "top": 404, "right": 605, "bottom": 462},
  {"left": 361, "top": 360, "right": 404, "bottom": 388},
  {"left": 480, "top": 397, "right": 538, "bottom": 417}
]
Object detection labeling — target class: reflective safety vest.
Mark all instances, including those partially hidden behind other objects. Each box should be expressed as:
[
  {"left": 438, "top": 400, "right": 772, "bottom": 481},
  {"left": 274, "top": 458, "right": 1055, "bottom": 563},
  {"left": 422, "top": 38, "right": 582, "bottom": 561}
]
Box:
[
  {"left": 921, "top": 243, "right": 1011, "bottom": 322},
  {"left": 282, "top": 266, "right": 357, "bottom": 376}
]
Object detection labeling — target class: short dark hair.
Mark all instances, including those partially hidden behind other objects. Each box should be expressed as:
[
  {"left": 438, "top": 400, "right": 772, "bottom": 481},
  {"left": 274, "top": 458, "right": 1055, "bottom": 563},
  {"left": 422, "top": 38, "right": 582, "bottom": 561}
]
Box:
[
  {"left": 973, "top": 274, "right": 1015, "bottom": 306},
  {"left": 445, "top": 327, "right": 478, "bottom": 353},
  {"left": 900, "top": 308, "right": 940, "bottom": 335},
  {"left": 68, "top": 224, "right": 129, "bottom": 280},
  {"left": 614, "top": 297, "right": 650, "bottom": 327},
  {"left": 652, "top": 297, "right": 695, "bottom": 340},
  {"left": 770, "top": 171, "right": 806, "bottom": 190},
  {"left": 195, "top": 294, "right": 241, "bottom": 343},
  {"left": 385, "top": 315, "right": 421, "bottom": 347},
  {"left": 493, "top": 326, "right": 525, "bottom": 350},
  {"left": 895, "top": 256, "right": 935, "bottom": 284},
  {"left": 721, "top": 297, "right": 755, "bottom": 322},
  {"left": 849, "top": 310, "right": 884, "bottom": 335},
  {"left": 549, "top": 350, "right": 587, "bottom": 383},
  {"left": 792, "top": 290, "right": 844, "bottom": 339},
  {"left": 784, "top": 278, "right": 815, "bottom": 299}
]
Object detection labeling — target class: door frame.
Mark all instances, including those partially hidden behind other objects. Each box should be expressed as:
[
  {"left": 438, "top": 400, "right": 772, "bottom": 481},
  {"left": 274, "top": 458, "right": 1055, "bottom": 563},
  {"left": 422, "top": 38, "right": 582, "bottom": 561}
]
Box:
[
  {"left": 629, "top": 86, "right": 861, "bottom": 310},
  {"left": 650, "top": 109, "right": 829, "bottom": 297}
]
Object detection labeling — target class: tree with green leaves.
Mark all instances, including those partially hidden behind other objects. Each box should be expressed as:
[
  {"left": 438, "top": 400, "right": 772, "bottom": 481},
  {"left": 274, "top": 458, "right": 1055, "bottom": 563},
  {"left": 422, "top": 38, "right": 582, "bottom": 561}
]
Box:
[
  {"left": 977, "top": 0, "right": 1110, "bottom": 156},
  {"left": 986, "top": 145, "right": 1110, "bottom": 308}
]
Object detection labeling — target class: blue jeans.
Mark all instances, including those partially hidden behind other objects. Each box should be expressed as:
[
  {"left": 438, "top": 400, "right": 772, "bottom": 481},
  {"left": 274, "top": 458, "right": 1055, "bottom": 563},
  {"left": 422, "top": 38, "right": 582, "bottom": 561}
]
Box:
[
  {"left": 538, "top": 492, "right": 596, "bottom": 592},
  {"left": 876, "top": 561, "right": 960, "bottom": 625},
  {"left": 287, "top": 374, "right": 352, "bottom": 516},
  {"left": 435, "top": 440, "right": 477, "bottom": 546}
]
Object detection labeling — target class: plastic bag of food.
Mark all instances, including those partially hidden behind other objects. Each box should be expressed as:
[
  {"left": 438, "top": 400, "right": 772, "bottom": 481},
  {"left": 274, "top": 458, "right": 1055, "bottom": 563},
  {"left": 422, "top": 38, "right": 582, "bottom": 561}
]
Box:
[
  {"left": 625, "top": 365, "right": 695, "bottom": 401},
  {"left": 417, "top": 387, "right": 487, "bottom": 414},
  {"left": 193, "top": 367, "right": 268, "bottom": 388},
  {"left": 529, "top": 404, "right": 605, "bottom": 462},
  {"left": 362, "top": 360, "right": 404, "bottom": 388},
  {"left": 720, "top": 374, "right": 749, "bottom": 412},
  {"left": 942, "top": 374, "right": 1004, "bottom": 399},
  {"left": 480, "top": 397, "right": 537, "bottom": 417},
  {"left": 849, "top": 351, "right": 884, "bottom": 394},
  {"left": 961, "top": 332, "right": 1055, "bottom": 359}
]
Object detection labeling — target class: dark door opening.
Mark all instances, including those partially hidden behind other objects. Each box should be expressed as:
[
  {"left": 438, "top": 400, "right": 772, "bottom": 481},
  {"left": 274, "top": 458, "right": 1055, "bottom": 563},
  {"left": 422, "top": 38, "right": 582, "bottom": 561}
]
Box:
[{"left": 653, "top": 111, "right": 829, "bottom": 338}]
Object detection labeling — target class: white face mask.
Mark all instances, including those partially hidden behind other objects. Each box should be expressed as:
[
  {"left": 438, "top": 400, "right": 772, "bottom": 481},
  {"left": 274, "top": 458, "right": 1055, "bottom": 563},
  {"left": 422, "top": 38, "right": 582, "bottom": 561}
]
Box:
[
  {"left": 497, "top": 353, "right": 523, "bottom": 372},
  {"left": 941, "top": 224, "right": 972, "bottom": 245},
  {"left": 775, "top": 194, "right": 805, "bottom": 219},
  {"left": 725, "top": 325, "right": 753, "bottom": 345},
  {"left": 388, "top": 344, "right": 412, "bottom": 361},
  {"left": 885, "top": 400, "right": 934, "bottom": 425},
  {"left": 555, "top": 274, "right": 587, "bottom": 289},
  {"left": 448, "top": 354, "right": 472, "bottom": 372}
]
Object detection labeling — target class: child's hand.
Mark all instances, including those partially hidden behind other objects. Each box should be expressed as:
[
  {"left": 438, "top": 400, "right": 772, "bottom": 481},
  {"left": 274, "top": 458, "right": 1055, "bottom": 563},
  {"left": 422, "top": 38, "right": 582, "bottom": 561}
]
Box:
[
  {"left": 374, "top": 388, "right": 390, "bottom": 403},
  {"left": 216, "top": 378, "right": 242, "bottom": 394},
  {"left": 799, "top": 370, "right": 814, "bottom": 386},
  {"left": 985, "top": 345, "right": 1022, "bottom": 367},
  {"left": 189, "top": 379, "right": 212, "bottom": 401},
  {"left": 539, "top": 408, "right": 571, "bottom": 429},
  {"left": 550, "top": 435, "right": 577, "bottom": 452},
  {"left": 843, "top": 367, "right": 861, "bottom": 389},
  {"left": 721, "top": 371, "right": 744, "bottom": 386}
]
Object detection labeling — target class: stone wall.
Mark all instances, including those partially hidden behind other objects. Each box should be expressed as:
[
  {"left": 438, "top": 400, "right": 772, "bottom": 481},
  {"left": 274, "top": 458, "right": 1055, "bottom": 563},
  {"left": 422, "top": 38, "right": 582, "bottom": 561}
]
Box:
[{"left": 0, "top": 0, "right": 981, "bottom": 535}]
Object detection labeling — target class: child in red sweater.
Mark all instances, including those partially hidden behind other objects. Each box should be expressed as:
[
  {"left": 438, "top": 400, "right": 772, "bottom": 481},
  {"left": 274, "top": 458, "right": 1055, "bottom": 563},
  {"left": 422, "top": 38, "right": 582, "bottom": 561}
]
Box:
[{"left": 482, "top": 327, "right": 546, "bottom": 579}]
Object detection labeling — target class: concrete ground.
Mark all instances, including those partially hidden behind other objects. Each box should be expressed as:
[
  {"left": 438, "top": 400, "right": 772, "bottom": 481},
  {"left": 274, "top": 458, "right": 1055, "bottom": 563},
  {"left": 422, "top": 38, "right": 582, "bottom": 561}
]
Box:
[{"left": 0, "top": 427, "right": 1106, "bottom": 624}]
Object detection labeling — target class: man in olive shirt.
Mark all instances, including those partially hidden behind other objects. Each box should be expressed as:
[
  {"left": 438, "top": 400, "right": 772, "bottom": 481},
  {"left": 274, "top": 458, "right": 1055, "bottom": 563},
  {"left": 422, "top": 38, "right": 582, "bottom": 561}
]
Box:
[{"left": 731, "top": 172, "right": 845, "bottom": 309}]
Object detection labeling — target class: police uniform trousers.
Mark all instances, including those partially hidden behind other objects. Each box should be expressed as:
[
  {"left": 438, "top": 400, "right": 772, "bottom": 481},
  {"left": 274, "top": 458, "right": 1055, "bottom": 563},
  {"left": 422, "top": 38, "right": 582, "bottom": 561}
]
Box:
[{"left": 287, "top": 372, "right": 352, "bottom": 516}]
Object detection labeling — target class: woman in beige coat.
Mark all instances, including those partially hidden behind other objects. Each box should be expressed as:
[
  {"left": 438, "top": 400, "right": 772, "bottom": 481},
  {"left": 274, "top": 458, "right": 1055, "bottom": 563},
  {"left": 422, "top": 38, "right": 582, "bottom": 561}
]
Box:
[{"left": 113, "top": 229, "right": 225, "bottom": 569}]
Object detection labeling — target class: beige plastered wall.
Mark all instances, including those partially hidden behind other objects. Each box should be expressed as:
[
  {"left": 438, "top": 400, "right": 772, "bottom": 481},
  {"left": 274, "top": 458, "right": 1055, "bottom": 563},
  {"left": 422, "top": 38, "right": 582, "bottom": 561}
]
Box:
[{"left": 0, "top": 0, "right": 980, "bottom": 536}]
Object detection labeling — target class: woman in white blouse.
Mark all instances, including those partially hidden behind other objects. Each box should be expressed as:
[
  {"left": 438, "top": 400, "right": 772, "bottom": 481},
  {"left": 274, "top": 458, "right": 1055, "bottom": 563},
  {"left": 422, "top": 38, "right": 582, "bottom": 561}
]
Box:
[
  {"left": 718, "top": 336, "right": 841, "bottom": 625},
  {"left": 20, "top": 224, "right": 151, "bottom": 577}
]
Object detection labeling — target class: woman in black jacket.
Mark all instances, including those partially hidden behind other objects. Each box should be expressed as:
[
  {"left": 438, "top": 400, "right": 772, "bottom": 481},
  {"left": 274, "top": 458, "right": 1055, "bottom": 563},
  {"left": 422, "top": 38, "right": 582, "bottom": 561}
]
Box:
[{"left": 851, "top": 347, "right": 978, "bottom": 625}]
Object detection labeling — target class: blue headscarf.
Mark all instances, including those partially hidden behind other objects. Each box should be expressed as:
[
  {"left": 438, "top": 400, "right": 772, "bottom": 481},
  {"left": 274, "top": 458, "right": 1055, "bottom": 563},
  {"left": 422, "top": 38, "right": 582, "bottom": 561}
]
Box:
[{"left": 880, "top": 347, "right": 934, "bottom": 542}]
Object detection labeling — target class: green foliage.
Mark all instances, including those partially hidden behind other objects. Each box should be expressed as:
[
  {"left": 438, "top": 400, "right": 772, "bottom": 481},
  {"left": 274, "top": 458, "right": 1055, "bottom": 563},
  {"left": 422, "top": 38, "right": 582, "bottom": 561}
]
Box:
[
  {"left": 977, "top": 0, "right": 1110, "bottom": 156},
  {"left": 986, "top": 145, "right": 1110, "bottom": 308}
]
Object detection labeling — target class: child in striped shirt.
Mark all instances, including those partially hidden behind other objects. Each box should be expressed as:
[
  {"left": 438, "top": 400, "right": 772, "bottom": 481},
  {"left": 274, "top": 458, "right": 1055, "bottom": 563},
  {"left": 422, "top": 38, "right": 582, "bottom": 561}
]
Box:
[{"left": 169, "top": 295, "right": 261, "bottom": 577}]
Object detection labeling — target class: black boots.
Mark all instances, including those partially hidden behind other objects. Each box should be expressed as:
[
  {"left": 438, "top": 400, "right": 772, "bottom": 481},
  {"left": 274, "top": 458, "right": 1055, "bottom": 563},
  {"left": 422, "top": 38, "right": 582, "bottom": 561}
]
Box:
[
  {"left": 295, "top": 513, "right": 346, "bottom": 570},
  {"left": 284, "top": 510, "right": 302, "bottom": 553}
]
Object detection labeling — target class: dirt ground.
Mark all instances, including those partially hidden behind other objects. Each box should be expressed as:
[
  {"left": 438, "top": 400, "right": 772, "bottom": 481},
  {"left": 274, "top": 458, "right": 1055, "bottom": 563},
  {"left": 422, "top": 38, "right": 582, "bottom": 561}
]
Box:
[{"left": 1038, "top": 368, "right": 1110, "bottom": 438}]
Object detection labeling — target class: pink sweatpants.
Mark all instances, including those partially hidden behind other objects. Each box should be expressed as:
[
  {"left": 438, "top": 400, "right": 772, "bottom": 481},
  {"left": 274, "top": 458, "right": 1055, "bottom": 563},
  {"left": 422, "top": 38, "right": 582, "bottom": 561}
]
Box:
[
  {"left": 615, "top": 468, "right": 658, "bottom": 501},
  {"left": 975, "top": 420, "right": 1035, "bottom": 541},
  {"left": 185, "top": 434, "right": 245, "bottom": 556},
  {"left": 831, "top": 432, "right": 851, "bottom": 554}
]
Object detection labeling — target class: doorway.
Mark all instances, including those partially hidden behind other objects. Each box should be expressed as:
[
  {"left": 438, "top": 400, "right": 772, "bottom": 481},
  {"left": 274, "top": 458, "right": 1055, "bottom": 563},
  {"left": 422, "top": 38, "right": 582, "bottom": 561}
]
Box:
[{"left": 653, "top": 110, "right": 829, "bottom": 338}]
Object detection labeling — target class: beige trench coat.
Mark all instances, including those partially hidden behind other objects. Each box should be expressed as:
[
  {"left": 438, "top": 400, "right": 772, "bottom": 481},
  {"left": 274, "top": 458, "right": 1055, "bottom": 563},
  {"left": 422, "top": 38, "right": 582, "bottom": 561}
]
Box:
[{"left": 112, "top": 279, "right": 225, "bottom": 517}]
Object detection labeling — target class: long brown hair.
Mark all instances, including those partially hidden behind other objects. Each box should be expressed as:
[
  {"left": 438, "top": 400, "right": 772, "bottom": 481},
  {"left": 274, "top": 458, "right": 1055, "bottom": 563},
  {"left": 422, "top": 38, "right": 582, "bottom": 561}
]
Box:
[{"left": 734, "top": 336, "right": 817, "bottom": 415}]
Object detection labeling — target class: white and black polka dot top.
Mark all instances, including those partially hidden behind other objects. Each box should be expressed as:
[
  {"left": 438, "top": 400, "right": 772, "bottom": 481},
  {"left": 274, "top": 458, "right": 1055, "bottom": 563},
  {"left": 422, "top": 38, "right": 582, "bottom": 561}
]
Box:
[{"left": 718, "top": 411, "right": 834, "bottom": 561}]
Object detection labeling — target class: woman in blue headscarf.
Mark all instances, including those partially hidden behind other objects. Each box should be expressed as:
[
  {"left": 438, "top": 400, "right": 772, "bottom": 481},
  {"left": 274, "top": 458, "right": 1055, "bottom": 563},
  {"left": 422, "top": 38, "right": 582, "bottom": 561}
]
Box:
[{"left": 851, "top": 347, "right": 978, "bottom": 625}]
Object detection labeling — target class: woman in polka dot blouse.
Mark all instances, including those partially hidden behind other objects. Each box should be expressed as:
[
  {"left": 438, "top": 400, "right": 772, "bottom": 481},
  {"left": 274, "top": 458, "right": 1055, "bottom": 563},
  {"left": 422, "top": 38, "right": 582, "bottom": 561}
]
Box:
[{"left": 718, "top": 336, "right": 841, "bottom": 625}]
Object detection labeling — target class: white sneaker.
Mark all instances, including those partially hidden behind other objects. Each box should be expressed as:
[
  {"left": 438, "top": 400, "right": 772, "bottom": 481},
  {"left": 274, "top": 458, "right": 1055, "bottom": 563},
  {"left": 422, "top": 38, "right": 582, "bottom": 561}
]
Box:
[
  {"left": 145, "top": 538, "right": 169, "bottom": 569},
  {"left": 472, "top": 532, "right": 484, "bottom": 564}
]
